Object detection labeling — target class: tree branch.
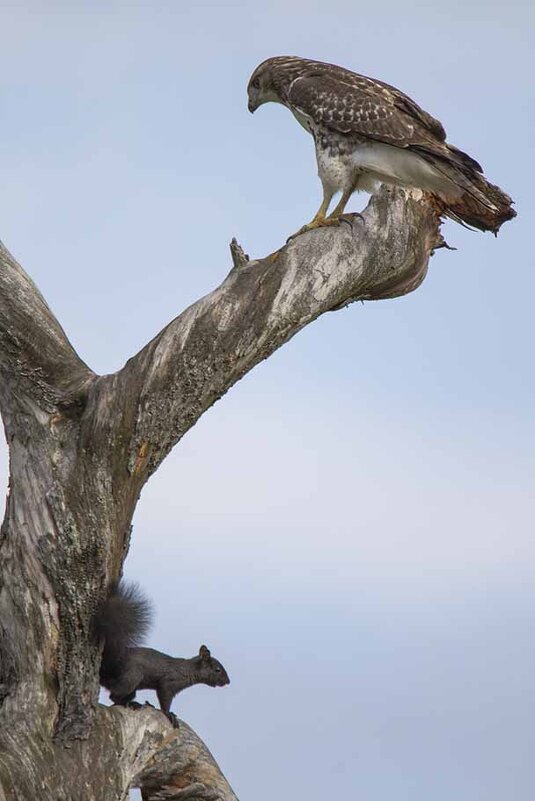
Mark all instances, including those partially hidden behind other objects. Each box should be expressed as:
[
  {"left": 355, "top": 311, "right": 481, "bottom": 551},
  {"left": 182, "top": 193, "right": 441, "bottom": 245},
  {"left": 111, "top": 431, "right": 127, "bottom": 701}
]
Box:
[
  {"left": 0, "top": 704, "right": 236, "bottom": 800},
  {"left": 133, "top": 715, "right": 237, "bottom": 801},
  {"left": 0, "top": 186, "right": 442, "bottom": 798},
  {"left": 111, "top": 187, "right": 442, "bottom": 479},
  {"left": 0, "top": 242, "right": 95, "bottom": 412}
]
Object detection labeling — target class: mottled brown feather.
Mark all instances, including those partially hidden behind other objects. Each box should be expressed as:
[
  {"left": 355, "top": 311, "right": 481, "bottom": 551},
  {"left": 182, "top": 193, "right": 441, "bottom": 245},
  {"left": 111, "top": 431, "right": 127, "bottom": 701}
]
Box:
[
  {"left": 248, "top": 56, "right": 515, "bottom": 232},
  {"left": 287, "top": 64, "right": 447, "bottom": 145}
]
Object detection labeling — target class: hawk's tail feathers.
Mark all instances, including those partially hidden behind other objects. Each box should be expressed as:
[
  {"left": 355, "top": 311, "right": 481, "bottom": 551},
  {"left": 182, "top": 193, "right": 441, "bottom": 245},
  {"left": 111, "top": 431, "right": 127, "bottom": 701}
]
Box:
[
  {"left": 414, "top": 143, "right": 516, "bottom": 234},
  {"left": 443, "top": 174, "right": 516, "bottom": 234},
  {"left": 444, "top": 143, "right": 483, "bottom": 174}
]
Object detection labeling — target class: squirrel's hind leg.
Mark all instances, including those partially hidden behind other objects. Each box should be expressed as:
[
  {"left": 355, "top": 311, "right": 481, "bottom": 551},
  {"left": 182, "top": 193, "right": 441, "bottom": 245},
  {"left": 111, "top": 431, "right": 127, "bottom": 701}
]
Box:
[
  {"left": 107, "top": 666, "right": 143, "bottom": 708},
  {"left": 110, "top": 689, "right": 137, "bottom": 706}
]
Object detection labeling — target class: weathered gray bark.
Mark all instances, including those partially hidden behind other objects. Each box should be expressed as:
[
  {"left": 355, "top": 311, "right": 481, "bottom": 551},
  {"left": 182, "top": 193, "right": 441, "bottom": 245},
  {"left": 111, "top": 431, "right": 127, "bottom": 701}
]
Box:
[{"left": 0, "top": 186, "right": 442, "bottom": 800}]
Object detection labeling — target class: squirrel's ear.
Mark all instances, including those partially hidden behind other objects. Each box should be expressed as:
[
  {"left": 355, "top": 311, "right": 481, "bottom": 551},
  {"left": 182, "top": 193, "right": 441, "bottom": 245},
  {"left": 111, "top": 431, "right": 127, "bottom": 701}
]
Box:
[{"left": 199, "top": 645, "right": 211, "bottom": 660}]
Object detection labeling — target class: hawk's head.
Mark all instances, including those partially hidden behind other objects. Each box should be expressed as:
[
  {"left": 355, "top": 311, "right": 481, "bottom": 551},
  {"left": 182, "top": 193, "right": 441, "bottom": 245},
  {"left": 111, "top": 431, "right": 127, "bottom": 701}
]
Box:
[{"left": 247, "top": 56, "right": 307, "bottom": 113}]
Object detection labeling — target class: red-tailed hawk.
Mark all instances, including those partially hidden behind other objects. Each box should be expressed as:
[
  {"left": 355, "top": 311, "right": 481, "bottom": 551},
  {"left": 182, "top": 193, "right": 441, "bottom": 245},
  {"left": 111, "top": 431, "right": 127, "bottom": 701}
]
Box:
[{"left": 247, "top": 56, "right": 515, "bottom": 234}]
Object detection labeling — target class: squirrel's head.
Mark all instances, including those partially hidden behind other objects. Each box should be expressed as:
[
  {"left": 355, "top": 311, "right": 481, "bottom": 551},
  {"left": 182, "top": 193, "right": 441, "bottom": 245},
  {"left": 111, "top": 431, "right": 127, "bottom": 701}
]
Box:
[{"left": 195, "top": 644, "right": 230, "bottom": 687}]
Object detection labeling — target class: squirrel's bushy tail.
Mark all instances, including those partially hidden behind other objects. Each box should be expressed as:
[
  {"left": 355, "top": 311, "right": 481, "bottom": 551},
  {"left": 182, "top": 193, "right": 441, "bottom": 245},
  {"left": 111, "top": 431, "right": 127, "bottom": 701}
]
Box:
[{"left": 93, "top": 581, "right": 152, "bottom": 683}]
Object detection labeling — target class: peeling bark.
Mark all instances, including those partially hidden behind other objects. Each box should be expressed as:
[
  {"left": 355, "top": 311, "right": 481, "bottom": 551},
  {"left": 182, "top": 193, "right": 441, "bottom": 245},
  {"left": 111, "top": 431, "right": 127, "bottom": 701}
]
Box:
[
  {"left": 0, "top": 186, "right": 442, "bottom": 799},
  {"left": 0, "top": 706, "right": 236, "bottom": 801}
]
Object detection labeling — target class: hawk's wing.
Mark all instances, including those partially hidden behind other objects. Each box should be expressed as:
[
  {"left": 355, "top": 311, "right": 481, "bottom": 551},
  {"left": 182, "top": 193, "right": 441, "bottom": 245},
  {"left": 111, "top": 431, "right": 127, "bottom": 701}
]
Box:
[{"left": 286, "top": 71, "right": 482, "bottom": 173}]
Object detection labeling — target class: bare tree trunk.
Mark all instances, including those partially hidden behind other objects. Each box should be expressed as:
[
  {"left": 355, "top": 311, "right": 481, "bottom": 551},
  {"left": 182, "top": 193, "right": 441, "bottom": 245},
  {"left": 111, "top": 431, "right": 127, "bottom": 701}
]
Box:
[{"left": 0, "top": 186, "right": 442, "bottom": 800}]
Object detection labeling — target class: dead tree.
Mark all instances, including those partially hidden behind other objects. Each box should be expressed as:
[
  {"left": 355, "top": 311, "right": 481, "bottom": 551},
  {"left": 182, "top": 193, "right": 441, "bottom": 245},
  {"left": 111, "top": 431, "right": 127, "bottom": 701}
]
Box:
[{"left": 0, "top": 186, "right": 443, "bottom": 800}]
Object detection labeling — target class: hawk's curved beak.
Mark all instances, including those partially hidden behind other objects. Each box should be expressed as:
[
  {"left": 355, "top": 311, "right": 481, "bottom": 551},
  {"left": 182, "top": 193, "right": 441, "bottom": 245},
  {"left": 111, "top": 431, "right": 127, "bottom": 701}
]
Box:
[{"left": 248, "top": 98, "right": 258, "bottom": 114}]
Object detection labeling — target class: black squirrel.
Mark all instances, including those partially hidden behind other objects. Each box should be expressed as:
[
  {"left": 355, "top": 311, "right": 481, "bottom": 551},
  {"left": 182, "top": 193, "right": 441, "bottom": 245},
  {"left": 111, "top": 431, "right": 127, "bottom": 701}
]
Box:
[{"left": 94, "top": 581, "right": 230, "bottom": 728}]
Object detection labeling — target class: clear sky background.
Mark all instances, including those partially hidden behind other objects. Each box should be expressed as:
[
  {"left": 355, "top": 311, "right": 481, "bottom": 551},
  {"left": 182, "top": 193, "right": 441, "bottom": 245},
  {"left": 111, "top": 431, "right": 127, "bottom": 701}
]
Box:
[{"left": 1, "top": 2, "right": 534, "bottom": 799}]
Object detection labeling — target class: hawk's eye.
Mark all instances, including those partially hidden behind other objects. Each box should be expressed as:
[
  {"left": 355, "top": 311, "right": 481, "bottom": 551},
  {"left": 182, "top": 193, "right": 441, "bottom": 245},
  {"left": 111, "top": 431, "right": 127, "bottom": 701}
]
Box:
[{"left": 251, "top": 77, "right": 261, "bottom": 90}]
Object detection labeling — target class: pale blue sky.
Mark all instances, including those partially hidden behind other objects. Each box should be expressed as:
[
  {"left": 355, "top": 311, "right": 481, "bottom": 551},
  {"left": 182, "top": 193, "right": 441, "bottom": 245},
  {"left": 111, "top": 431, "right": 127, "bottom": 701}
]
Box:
[{"left": 0, "top": 2, "right": 534, "bottom": 799}]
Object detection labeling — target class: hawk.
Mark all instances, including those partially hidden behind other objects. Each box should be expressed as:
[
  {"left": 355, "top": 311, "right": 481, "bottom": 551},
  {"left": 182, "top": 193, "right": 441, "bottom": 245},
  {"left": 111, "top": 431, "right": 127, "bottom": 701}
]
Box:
[{"left": 247, "top": 56, "right": 515, "bottom": 234}]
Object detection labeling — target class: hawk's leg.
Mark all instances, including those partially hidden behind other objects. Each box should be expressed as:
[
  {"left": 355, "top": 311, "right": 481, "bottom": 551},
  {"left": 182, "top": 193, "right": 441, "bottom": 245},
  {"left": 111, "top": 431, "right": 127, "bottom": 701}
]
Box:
[
  {"left": 287, "top": 190, "right": 334, "bottom": 241},
  {"left": 323, "top": 185, "right": 366, "bottom": 228},
  {"left": 287, "top": 184, "right": 365, "bottom": 241},
  {"left": 326, "top": 187, "right": 354, "bottom": 220}
]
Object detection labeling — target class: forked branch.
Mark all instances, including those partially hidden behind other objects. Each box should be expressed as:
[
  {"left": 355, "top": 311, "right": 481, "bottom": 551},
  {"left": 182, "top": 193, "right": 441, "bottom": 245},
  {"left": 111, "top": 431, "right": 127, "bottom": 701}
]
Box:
[
  {"left": 0, "top": 242, "right": 94, "bottom": 412},
  {"left": 0, "top": 186, "right": 442, "bottom": 800}
]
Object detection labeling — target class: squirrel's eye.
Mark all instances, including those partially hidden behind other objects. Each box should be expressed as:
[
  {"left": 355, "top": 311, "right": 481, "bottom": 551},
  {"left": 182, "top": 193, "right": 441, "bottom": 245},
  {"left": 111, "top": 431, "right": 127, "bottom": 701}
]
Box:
[{"left": 215, "top": 667, "right": 221, "bottom": 673}]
